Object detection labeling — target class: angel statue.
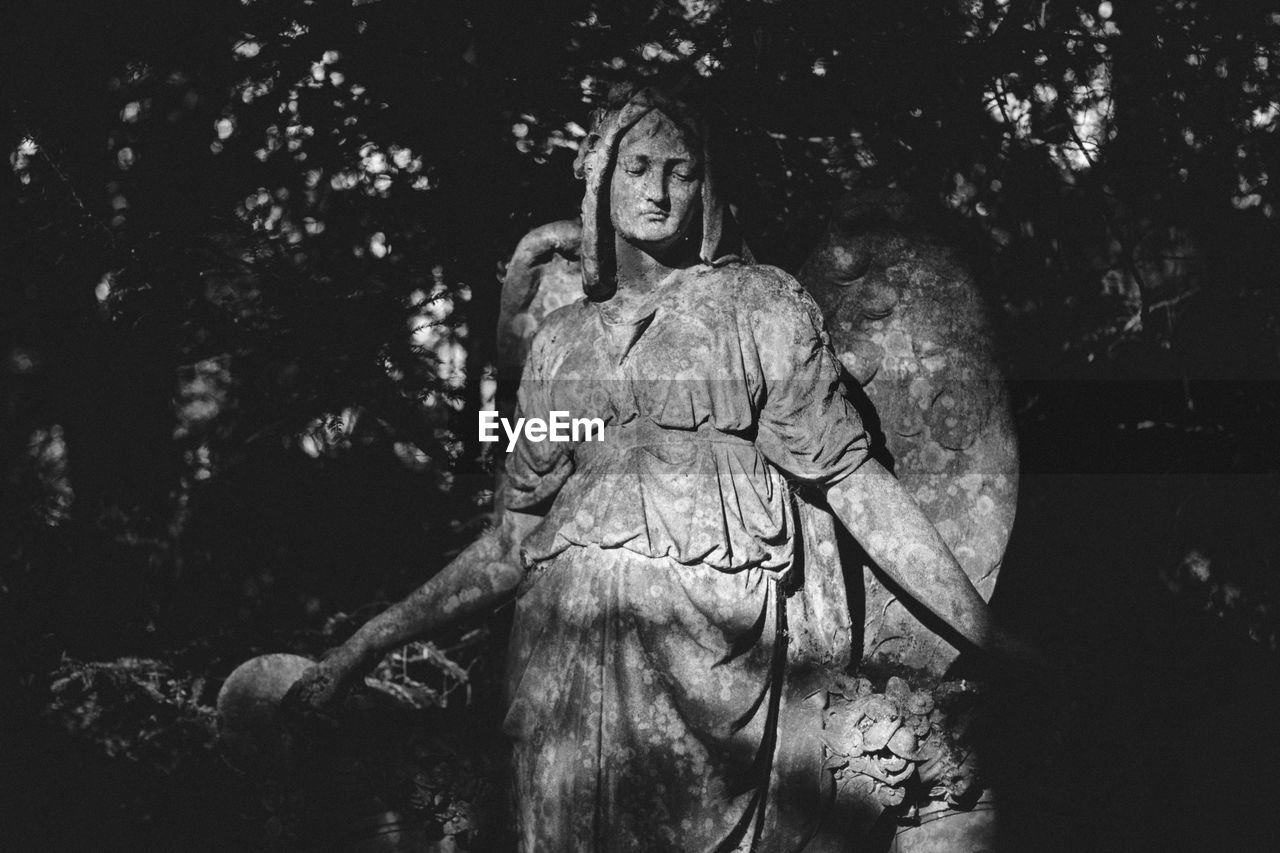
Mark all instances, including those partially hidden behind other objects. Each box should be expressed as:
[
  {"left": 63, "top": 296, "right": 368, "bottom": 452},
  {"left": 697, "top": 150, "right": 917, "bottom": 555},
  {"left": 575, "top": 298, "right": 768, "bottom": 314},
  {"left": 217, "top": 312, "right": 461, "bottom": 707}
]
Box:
[{"left": 279, "top": 85, "right": 1033, "bottom": 852}]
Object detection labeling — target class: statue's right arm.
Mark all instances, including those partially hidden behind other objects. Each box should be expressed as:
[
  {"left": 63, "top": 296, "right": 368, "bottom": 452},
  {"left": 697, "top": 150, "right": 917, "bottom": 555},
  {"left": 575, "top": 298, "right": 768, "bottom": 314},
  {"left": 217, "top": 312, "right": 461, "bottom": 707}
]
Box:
[{"left": 283, "top": 505, "right": 539, "bottom": 712}]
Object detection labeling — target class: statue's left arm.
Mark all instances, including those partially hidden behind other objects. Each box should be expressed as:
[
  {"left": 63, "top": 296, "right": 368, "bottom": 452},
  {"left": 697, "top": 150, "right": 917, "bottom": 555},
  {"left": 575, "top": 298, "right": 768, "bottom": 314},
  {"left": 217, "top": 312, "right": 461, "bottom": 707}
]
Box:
[
  {"left": 749, "top": 267, "right": 1038, "bottom": 668},
  {"left": 825, "top": 462, "right": 1044, "bottom": 667},
  {"left": 825, "top": 461, "right": 998, "bottom": 656}
]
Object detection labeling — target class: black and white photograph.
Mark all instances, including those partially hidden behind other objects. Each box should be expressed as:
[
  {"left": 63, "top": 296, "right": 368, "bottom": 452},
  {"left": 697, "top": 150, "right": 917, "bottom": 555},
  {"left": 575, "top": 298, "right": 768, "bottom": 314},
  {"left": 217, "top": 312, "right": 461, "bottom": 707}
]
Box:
[{"left": 4, "top": 1, "right": 1280, "bottom": 850}]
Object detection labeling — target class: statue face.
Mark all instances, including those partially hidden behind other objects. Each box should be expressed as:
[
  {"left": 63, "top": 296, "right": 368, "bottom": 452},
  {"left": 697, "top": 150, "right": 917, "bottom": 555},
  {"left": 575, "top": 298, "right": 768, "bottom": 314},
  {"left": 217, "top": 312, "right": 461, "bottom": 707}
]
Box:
[{"left": 609, "top": 110, "right": 703, "bottom": 255}]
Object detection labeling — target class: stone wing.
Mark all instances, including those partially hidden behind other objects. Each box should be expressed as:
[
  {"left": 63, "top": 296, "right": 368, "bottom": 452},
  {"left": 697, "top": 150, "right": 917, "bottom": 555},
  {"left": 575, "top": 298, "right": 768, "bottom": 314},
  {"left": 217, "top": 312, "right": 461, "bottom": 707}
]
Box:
[
  {"left": 798, "top": 189, "right": 1020, "bottom": 674},
  {"left": 495, "top": 219, "right": 585, "bottom": 405}
]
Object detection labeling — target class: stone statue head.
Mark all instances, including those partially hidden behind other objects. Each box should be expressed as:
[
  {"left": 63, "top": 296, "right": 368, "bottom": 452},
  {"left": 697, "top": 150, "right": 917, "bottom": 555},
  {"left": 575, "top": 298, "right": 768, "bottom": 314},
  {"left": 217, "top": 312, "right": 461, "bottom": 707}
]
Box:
[
  {"left": 575, "top": 85, "right": 744, "bottom": 299},
  {"left": 607, "top": 109, "right": 704, "bottom": 259}
]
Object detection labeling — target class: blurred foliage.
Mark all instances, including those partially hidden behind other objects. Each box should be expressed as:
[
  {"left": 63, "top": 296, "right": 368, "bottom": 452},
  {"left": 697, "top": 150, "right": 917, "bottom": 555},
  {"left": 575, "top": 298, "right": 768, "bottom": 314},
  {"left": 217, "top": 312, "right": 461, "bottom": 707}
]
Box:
[
  {"left": 364, "top": 630, "right": 489, "bottom": 710},
  {"left": 46, "top": 655, "right": 218, "bottom": 772},
  {"left": 37, "top": 638, "right": 493, "bottom": 849},
  {"left": 5, "top": 0, "right": 1280, "bottom": 650},
  {"left": 3, "top": 0, "right": 1280, "bottom": 847}
]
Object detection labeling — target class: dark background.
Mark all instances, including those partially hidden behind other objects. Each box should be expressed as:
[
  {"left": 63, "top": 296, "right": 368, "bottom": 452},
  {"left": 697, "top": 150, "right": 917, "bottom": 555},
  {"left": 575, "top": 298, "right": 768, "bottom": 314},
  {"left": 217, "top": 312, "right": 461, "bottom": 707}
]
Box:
[{"left": 3, "top": 0, "right": 1279, "bottom": 849}]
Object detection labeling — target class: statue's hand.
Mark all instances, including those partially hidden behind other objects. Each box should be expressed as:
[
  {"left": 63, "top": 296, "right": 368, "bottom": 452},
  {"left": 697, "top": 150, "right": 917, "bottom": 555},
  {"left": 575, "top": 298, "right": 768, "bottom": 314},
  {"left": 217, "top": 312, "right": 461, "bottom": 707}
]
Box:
[{"left": 279, "top": 644, "right": 369, "bottom": 739}]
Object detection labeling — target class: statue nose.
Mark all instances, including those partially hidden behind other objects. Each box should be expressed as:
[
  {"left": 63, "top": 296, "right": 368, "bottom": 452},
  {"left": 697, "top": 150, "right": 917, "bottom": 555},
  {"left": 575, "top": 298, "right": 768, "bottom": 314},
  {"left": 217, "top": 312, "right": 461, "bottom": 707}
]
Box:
[{"left": 642, "top": 172, "right": 668, "bottom": 204}]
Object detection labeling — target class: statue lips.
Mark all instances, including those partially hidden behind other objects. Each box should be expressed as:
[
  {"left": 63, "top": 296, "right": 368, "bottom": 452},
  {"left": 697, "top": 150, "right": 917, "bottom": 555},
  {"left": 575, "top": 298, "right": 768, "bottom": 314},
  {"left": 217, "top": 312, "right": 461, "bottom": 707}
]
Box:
[{"left": 621, "top": 205, "right": 681, "bottom": 246}]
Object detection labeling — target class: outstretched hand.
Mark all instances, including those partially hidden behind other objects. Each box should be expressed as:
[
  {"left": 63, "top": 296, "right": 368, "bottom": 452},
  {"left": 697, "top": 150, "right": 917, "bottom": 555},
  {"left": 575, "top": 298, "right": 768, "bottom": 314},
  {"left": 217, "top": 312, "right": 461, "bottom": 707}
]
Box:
[
  {"left": 272, "top": 512, "right": 531, "bottom": 752},
  {"left": 279, "top": 644, "right": 369, "bottom": 744}
]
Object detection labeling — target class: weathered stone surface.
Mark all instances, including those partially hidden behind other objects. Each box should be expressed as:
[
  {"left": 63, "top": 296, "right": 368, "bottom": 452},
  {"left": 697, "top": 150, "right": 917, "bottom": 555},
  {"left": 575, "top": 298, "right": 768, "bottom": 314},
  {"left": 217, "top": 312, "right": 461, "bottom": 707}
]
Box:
[
  {"left": 496, "top": 219, "right": 584, "bottom": 388},
  {"left": 496, "top": 88, "right": 873, "bottom": 848},
  {"left": 217, "top": 653, "right": 313, "bottom": 774},
  {"left": 273, "top": 89, "right": 1017, "bottom": 852},
  {"left": 501, "top": 194, "right": 1020, "bottom": 678},
  {"left": 799, "top": 188, "right": 1019, "bottom": 675}
]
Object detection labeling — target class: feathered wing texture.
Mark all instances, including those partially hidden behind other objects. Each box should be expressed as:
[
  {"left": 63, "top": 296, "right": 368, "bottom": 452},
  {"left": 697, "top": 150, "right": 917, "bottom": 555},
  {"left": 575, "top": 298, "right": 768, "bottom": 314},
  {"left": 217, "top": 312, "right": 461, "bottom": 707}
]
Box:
[
  {"left": 798, "top": 188, "right": 1020, "bottom": 675},
  {"left": 495, "top": 220, "right": 585, "bottom": 407}
]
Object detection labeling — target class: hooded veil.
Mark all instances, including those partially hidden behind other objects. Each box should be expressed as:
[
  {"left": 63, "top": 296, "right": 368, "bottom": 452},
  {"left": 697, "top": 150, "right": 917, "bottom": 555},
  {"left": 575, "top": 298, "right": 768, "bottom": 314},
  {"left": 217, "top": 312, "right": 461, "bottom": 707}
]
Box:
[{"left": 574, "top": 85, "right": 748, "bottom": 300}]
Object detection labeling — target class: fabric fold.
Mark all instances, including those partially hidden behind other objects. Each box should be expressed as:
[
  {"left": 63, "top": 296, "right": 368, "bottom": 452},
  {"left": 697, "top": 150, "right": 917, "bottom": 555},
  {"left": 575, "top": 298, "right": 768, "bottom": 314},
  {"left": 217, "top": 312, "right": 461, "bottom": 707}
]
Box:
[{"left": 523, "top": 435, "right": 794, "bottom": 572}]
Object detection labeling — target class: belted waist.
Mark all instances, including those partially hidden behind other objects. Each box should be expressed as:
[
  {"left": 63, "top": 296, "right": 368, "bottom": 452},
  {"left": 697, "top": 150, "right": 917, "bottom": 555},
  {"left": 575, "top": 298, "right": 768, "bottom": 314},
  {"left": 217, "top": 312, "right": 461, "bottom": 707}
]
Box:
[
  {"left": 576, "top": 420, "right": 756, "bottom": 458},
  {"left": 518, "top": 417, "right": 793, "bottom": 575}
]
